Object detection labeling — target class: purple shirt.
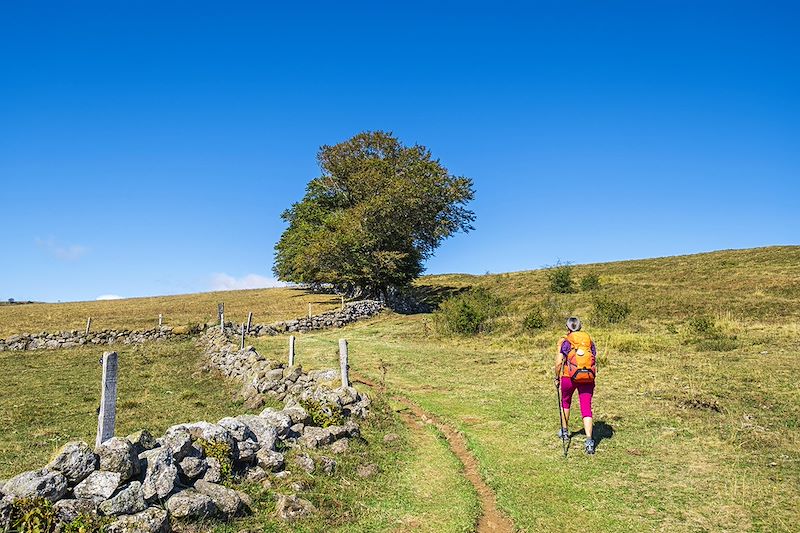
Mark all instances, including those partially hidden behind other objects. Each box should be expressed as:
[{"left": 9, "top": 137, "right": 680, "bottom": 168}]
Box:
[{"left": 560, "top": 338, "right": 596, "bottom": 357}]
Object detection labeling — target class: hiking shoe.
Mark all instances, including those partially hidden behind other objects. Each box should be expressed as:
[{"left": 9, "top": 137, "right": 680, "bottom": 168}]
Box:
[
  {"left": 557, "top": 428, "right": 570, "bottom": 441},
  {"left": 585, "top": 438, "right": 596, "bottom": 455}
]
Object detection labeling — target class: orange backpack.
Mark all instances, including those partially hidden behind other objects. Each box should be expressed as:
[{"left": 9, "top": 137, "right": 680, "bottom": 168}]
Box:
[{"left": 562, "top": 331, "right": 597, "bottom": 384}]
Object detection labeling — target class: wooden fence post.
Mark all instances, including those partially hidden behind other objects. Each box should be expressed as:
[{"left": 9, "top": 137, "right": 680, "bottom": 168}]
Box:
[
  {"left": 289, "top": 335, "right": 296, "bottom": 366},
  {"left": 339, "top": 338, "right": 349, "bottom": 388},
  {"left": 96, "top": 351, "right": 118, "bottom": 447},
  {"left": 240, "top": 323, "right": 246, "bottom": 350},
  {"left": 85, "top": 317, "right": 92, "bottom": 335},
  {"left": 158, "top": 314, "right": 163, "bottom": 328},
  {"left": 307, "top": 303, "right": 312, "bottom": 319},
  {"left": 246, "top": 312, "right": 253, "bottom": 333},
  {"left": 218, "top": 303, "right": 224, "bottom": 330},
  {"left": 341, "top": 295, "right": 345, "bottom": 310}
]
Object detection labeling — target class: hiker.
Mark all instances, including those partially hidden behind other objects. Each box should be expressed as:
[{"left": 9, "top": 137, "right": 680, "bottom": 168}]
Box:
[{"left": 554, "top": 316, "right": 598, "bottom": 454}]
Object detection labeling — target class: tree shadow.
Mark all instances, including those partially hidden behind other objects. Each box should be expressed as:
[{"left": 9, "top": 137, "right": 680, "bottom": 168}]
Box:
[{"left": 388, "top": 284, "right": 468, "bottom": 314}]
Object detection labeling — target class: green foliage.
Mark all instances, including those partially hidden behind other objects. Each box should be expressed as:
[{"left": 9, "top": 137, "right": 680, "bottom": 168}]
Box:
[
  {"left": 300, "top": 398, "right": 345, "bottom": 428},
  {"left": 196, "top": 438, "right": 233, "bottom": 483},
  {"left": 522, "top": 307, "right": 547, "bottom": 331},
  {"left": 273, "top": 131, "right": 476, "bottom": 297},
  {"left": 580, "top": 272, "right": 601, "bottom": 291},
  {"left": 433, "top": 288, "right": 502, "bottom": 335},
  {"left": 592, "top": 296, "right": 631, "bottom": 324},
  {"left": 9, "top": 497, "right": 57, "bottom": 533},
  {"left": 547, "top": 264, "right": 576, "bottom": 294},
  {"left": 61, "top": 513, "right": 111, "bottom": 533},
  {"left": 688, "top": 316, "right": 715, "bottom": 334}
]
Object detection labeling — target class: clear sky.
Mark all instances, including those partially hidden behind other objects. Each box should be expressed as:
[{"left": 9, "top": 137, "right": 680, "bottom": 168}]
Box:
[{"left": 1, "top": 1, "right": 798, "bottom": 302}]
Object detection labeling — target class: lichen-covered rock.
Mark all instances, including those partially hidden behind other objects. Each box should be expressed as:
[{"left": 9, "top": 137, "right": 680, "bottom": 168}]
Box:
[
  {"left": 356, "top": 463, "right": 379, "bottom": 478},
  {"left": 99, "top": 481, "right": 146, "bottom": 516},
  {"left": 299, "top": 427, "right": 334, "bottom": 448},
  {"left": 283, "top": 406, "right": 310, "bottom": 425},
  {"left": 1, "top": 498, "right": 12, "bottom": 529},
  {"left": 106, "top": 506, "right": 169, "bottom": 533},
  {"left": 165, "top": 489, "right": 217, "bottom": 519},
  {"left": 330, "top": 438, "right": 349, "bottom": 454},
  {"left": 3, "top": 469, "right": 68, "bottom": 502},
  {"left": 235, "top": 415, "right": 278, "bottom": 451},
  {"left": 218, "top": 417, "right": 255, "bottom": 442},
  {"left": 235, "top": 439, "right": 259, "bottom": 463},
  {"left": 275, "top": 494, "right": 316, "bottom": 521},
  {"left": 178, "top": 456, "right": 207, "bottom": 482},
  {"left": 183, "top": 422, "right": 235, "bottom": 449},
  {"left": 256, "top": 450, "right": 285, "bottom": 472},
  {"left": 126, "top": 430, "right": 157, "bottom": 455},
  {"left": 141, "top": 449, "right": 178, "bottom": 501},
  {"left": 320, "top": 456, "right": 336, "bottom": 475},
  {"left": 53, "top": 498, "right": 97, "bottom": 523},
  {"left": 160, "top": 427, "right": 193, "bottom": 462},
  {"left": 293, "top": 454, "right": 315, "bottom": 474},
  {"left": 193, "top": 480, "right": 244, "bottom": 518},
  {"left": 73, "top": 471, "right": 122, "bottom": 502},
  {"left": 47, "top": 441, "right": 98, "bottom": 484},
  {"left": 259, "top": 408, "right": 292, "bottom": 436},
  {"left": 97, "top": 438, "right": 140, "bottom": 482},
  {"left": 202, "top": 457, "right": 222, "bottom": 484}
]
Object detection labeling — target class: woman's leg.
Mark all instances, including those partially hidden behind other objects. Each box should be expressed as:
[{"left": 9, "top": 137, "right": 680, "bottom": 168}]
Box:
[
  {"left": 560, "top": 377, "right": 575, "bottom": 431},
  {"left": 577, "top": 383, "right": 595, "bottom": 439}
]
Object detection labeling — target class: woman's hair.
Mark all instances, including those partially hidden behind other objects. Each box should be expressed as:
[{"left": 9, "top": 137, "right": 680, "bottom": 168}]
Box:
[{"left": 566, "top": 316, "right": 582, "bottom": 332}]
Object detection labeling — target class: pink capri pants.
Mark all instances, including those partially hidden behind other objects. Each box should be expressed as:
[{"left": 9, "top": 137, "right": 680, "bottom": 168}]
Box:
[{"left": 560, "top": 377, "right": 594, "bottom": 418}]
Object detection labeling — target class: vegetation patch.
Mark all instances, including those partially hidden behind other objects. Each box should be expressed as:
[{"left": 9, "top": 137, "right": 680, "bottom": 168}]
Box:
[
  {"left": 580, "top": 272, "right": 601, "bottom": 291},
  {"left": 591, "top": 296, "right": 631, "bottom": 324},
  {"left": 8, "top": 497, "right": 57, "bottom": 533},
  {"left": 522, "top": 307, "right": 548, "bottom": 331},
  {"left": 546, "top": 263, "right": 576, "bottom": 294},
  {"left": 433, "top": 288, "right": 503, "bottom": 335},
  {"left": 196, "top": 438, "right": 233, "bottom": 483},
  {"left": 300, "top": 398, "right": 346, "bottom": 428}
]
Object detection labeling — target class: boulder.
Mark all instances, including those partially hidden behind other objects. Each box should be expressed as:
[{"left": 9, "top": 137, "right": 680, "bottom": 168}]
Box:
[
  {"left": 126, "top": 430, "right": 157, "bottom": 455},
  {"left": 330, "top": 438, "right": 349, "bottom": 454},
  {"left": 183, "top": 422, "right": 235, "bottom": 449},
  {"left": 53, "top": 498, "right": 97, "bottom": 523},
  {"left": 193, "top": 480, "right": 244, "bottom": 518},
  {"left": 218, "top": 417, "right": 255, "bottom": 442},
  {"left": 256, "top": 449, "right": 285, "bottom": 472},
  {"left": 235, "top": 440, "right": 260, "bottom": 463},
  {"left": 202, "top": 457, "right": 222, "bottom": 484},
  {"left": 356, "top": 463, "right": 379, "bottom": 478},
  {"left": 73, "top": 471, "right": 122, "bottom": 502},
  {"left": 178, "top": 456, "right": 207, "bottom": 482},
  {"left": 99, "top": 481, "right": 146, "bottom": 516},
  {"left": 235, "top": 415, "right": 278, "bottom": 451},
  {"left": 47, "top": 441, "right": 98, "bottom": 484},
  {"left": 293, "top": 454, "right": 315, "bottom": 474},
  {"left": 165, "top": 489, "right": 217, "bottom": 519},
  {"left": 141, "top": 449, "right": 178, "bottom": 501},
  {"left": 160, "top": 427, "right": 193, "bottom": 462},
  {"left": 97, "top": 438, "right": 140, "bottom": 482},
  {"left": 3, "top": 469, "right": 68, "bottom": 502},
  {"left": 283, "top": 406, "right": 310, "bottom": 425},
  {"left": 299, "top": 427, "right": 334, "bottom": 448},
  {"left": 275, "top": 494, "right": 316, "bottom": 521},
  {"left": 258, "top": 408, "right": 293, "bottom": 436},
  {"left": 319, "top": 456, "right": 336, "bottom": 475},
  {"left": 106, "top": 506, "right": 169, "bottom": 533}
]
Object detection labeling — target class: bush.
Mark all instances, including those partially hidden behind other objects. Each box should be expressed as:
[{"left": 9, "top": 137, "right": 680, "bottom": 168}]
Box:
[
  {"left": 547, "top": 264, "right": 576, "bottom": 294},
  {"left": 688, "top": 316, "right": 715, "bottom": 334},
  {"left": 62, "top": 513, "right": 112, "bottom": 533},
  {"left": 9, "top": 497, "right": 57, "bottom": 532},
  {"left": 580, "top": 272, "right": 601, "bottom": 291},
  {"left": 522, "top": 308, "right": 547, "bottom": 331},
  {"left": 592, "top": 297, "right": 630, "bottom": 324},
  {"left": 196, "top": 438, "right": 233, "bottom": 483},
  {"left": 433, "top": 288, "right": 503, "bottom": 335},
  {"left": 300, "top": 398, "right": 345, "bottom": 428},
  {"left": 686, "top": 316, "right": 739, "bottom": 352}
]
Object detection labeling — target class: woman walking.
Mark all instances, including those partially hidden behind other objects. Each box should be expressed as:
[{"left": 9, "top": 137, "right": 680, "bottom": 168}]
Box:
[{"left": 554, "top": 316, "right": 598, "bottom": 454}]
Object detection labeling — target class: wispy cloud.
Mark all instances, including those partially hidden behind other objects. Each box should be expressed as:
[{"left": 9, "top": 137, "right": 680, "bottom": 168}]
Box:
[
  {"left": 35, "top": 237, "right": 88, "bottom": 261},
  {"left": 96, "top": 294, "right": 123, "bottom": 301},
  {"left": 210, "top": 273, "right": 286, "bottom": 291}
]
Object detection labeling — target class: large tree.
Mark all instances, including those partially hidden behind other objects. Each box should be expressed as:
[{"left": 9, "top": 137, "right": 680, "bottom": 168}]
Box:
[{"left": 274, "top": 131, "right": 475, "bottom": 298}]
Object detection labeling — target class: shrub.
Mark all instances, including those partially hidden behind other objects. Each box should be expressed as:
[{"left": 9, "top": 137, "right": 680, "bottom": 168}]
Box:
[
  {"left": 592, "top": 297, "right": 630, "bottom": 324},
  {"left": 433, "top": 288, "right": 503, "bottom": 335},
  {"left": 580, "top": 273, "right": 601, "bottom": 291},
  {"left": 62, "top": 513, "right": 112, "bottom": 533},
  {"left": 688, "top": 316, "right": 715, "bottom": 334},
  {"left": 300, "top": 398, "right": 345, "bottom": 428},
  {"left": 196, "top": 438, "right": 233, "bottom": 483},
  {"left": 547, "top": 264, "right": 576, "bottom": 294},
  {"left": 522, "top": 308, "right": 547, "bottom": 331},
  {"left": 9, "top": 497, "right": 57, "bottom": 532}
]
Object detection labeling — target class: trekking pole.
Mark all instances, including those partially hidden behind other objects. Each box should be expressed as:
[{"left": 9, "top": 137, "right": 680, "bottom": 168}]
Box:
[{"left": 555, "top": 362, "right": 569, "bottom": 458}]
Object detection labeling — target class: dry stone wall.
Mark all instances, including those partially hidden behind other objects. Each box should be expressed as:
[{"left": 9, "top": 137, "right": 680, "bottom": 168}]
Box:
[
  {"left": 0, "top": 320, "right": 373, "bottom": 531},
  {"left": 0, "top": 300, "right": 384, "bottom": 352}
]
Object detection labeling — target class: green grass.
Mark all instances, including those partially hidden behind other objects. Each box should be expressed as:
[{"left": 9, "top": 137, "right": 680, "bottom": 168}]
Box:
[
  {"left": 0, "top": 287, "right": 341, "bottom": 338},
  {"left": 0, "top": 340, "right": 267, "bottom": 477}
]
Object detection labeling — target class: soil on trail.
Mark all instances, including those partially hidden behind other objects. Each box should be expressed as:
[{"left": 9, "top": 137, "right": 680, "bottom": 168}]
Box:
[{"left": 355, "top": 377, "right": 514, "bottom": 533}]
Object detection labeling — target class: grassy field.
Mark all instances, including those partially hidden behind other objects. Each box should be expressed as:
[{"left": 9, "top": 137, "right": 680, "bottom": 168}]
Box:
[
  {"left": 2, "top": 246, "right": 798, "bottom": 531},
  {"left": 0, "top": 287, "right": 340, "bottom": 338},
  {"left": 248, "top": 246, "right": 800, "bottom": 532}
]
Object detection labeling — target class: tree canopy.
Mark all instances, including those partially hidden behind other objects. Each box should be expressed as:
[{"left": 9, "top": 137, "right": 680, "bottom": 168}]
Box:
[{"left": 273, "top": 131, "right": 475, "bottom": 298}]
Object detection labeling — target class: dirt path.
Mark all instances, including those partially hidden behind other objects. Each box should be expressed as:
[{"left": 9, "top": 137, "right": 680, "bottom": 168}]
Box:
[{"left": 354, "top": 376, "right": 515, "bottom": 533}]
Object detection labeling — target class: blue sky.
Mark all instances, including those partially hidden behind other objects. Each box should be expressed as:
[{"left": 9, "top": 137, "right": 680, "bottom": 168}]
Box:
[{"left": 1, "top": 1, "right": 798, "bottom": 302}]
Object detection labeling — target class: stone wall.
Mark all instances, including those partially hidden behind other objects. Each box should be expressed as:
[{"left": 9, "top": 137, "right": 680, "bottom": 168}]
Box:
[
  {"left": 0, "top": 322, "right": 372, "bottom": 531},
  {"left": 0, "top": 300, "right": 385, "bottom": 352}
]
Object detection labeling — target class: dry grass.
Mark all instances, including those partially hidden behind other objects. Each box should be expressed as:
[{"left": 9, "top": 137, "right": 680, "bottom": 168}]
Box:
[{"left": 0, "top": 287, "right": 340, "bottom": 338}]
